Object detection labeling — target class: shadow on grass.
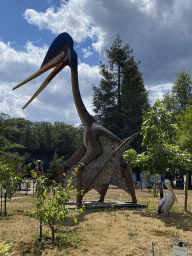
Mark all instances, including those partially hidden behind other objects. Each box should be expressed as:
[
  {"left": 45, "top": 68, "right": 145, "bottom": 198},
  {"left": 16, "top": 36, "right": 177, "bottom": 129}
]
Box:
[
  {"left": 60, "top": 199, "right": 192, "bottom": 240},
  {"left": 15, "top": 230, "right": 81, "bottom": 256},
  {"left": 128, "top": 206, "right": 192, "bottom": 234}
]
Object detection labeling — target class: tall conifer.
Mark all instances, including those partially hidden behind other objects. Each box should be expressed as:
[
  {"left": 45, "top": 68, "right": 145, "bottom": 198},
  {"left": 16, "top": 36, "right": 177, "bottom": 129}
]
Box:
[{"left": 92, "top": 35, "right": 149, "bottom": 152}]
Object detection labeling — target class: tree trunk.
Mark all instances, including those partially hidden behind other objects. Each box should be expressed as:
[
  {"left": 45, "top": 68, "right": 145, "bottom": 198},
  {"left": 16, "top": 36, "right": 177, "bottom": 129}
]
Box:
[
  {"left": 118, "top": 64, "right": 121, "bottom": 113},
  {"left": 40, "top": 222, "right": 42, "bottom": 240},
  {"left": 51, "top": 225, "right": 55, "bottom": 243}
]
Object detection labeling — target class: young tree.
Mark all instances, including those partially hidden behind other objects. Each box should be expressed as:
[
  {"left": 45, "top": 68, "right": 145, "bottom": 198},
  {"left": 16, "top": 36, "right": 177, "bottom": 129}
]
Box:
[
  {"left": 0, "top": 153, "right": 27, "bottom": 198},
  {"left": 162, "top": 71, "right": 192, "bottom": 153},
  {"left": 141, "top": 99, "right": 178, "bottom": 148},
  {"left": 177, "top": 106, "right": 192, "bottom": 153},
  {"left": 35, "top": 175, "right": 81, "bottom": 243},
  {"left": 92, "top": 35, "right": 149, "bottom": 152},
  {"left": 136, "top": 99, "right": 192, "bottom": 177}
]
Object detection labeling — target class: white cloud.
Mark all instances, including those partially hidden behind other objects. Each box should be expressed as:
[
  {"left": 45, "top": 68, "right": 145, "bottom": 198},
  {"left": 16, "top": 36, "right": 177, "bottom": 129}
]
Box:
[
  {"left": 0, "top": 40, "right": 48, "bottom": 67},
  {"left": 0, "top": 82, "right": 26, "bottom": 118},
  {"left": 81, "top": 47, "right": 93, "bottom": 58},
  {"left": 23, "top": 0, "right": 107, "bottom": 53},
  {"left": 22, "top": 0, "right": 192, "bottom": 66},
  {"left": 24, "top": 0, "right": 93, "bottom": 42},
  {"left": 2, "top": 0, "right": 192, "bottom": 125},
  {"left": 146, "top": 83, "right": 173, "bottom": 105},
  {"left": 0, "top": 35, "right": 101, "bottom": 125}
]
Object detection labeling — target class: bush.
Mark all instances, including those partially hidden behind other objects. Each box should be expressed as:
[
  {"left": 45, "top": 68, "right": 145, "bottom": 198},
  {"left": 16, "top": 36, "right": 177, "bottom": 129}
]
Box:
[{"left": 0, "top": 242, "right": 14, "bottom": 256}]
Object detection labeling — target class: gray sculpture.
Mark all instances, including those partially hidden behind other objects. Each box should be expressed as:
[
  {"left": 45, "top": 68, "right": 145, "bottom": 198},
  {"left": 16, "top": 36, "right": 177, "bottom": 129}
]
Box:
[
  {"left": 158, "top": 179, "right": 177, "bottom": 215},
  {"left": 13, "top": 32, "right": 138, "bottom": 206}
]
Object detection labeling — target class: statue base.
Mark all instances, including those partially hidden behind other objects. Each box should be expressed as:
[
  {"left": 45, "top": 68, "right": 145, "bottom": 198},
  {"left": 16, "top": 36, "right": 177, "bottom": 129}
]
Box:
[{"left": 65, "top": 200, "right": 147, "bottom": 209}]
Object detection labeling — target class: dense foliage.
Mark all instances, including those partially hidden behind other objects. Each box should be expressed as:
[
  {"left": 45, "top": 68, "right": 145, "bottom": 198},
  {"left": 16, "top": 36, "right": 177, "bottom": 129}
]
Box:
[
  {"left": 45, "top": 152, "right": 65, "bottom": 185},
  {"left": 133, "top": 71, "right": 192, "bottom": 177},
  {"left": 163, "top": 70, "right": 192, "bottom": 114},
  {"left": 0, "top": 114, "right": 83, "bottom": 160}
]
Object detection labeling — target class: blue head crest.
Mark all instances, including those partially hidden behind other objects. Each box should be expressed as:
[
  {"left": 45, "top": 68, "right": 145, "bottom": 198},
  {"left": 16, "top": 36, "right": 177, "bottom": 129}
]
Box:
[{"left": 41, "top": 32, "right": 74, "bottom": 68}]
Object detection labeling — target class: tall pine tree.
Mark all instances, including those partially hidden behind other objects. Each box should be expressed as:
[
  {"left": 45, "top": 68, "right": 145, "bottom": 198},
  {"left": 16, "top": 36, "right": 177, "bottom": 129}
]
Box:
[{"left": 92, "top": 35, "right": 149, "bottom": 152}]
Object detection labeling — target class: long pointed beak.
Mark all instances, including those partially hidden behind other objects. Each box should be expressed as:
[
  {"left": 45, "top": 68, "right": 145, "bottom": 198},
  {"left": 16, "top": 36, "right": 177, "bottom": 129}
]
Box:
[
  {"left": 13, "top": 51, "right": 65, "bottom": 91},
  {"left": 12, "top": 49, "right": 70, "bottom": 109},
  {"left": 167, "top": 184, "right": 177, "bottom": 201},
  {"left": 22, "top": 62, "right": 64, "bottom": 109}
]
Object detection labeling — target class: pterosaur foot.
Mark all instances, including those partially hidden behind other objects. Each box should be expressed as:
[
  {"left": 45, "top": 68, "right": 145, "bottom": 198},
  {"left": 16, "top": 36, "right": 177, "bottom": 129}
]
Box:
[{"left": 98, "top": 184, "right": 109, "bottom": 202}]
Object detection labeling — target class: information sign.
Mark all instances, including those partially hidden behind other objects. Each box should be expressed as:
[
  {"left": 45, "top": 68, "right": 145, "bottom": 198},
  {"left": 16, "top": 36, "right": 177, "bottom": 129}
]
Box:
[{"left": 173, "top": 245, "right": 188, "bottom": 256}]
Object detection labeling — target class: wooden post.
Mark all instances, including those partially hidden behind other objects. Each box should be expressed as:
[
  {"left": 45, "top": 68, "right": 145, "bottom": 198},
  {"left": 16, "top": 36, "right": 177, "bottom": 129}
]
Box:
[
  {"left": 4, "top": 187, "right": 7, "bottom": 217},
  {"left": 33, "top": 180, "right": 35, "bottom": 196},
  {"left": 152, "top": 242, "right": 155, "bottom": 256},
  {"left": 184, "top": 171, "right": 189, "bottom": 211}
]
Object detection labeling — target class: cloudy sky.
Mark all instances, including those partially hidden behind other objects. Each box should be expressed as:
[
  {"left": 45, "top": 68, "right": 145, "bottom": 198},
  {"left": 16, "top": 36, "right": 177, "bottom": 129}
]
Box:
[{"left": 0, "top": 0, "right": 191, "bottom": 126}]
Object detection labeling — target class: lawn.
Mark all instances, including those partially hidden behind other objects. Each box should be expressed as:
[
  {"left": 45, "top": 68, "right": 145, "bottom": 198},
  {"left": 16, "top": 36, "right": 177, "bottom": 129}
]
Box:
[{"left": 0, "top": 187, "right": 192, "bottom": 255}]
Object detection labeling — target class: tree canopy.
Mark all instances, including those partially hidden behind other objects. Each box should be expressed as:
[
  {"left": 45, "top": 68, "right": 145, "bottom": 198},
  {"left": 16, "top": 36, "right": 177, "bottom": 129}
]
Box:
[
  {"left": 133, "top": 71, "right": 192, "bottom": 176},
  {"left": 0, "top": 113, "right": 83, "bottom": 160},
  {"left": 163, "top": 70, "right": 192, "bottom": 115}
]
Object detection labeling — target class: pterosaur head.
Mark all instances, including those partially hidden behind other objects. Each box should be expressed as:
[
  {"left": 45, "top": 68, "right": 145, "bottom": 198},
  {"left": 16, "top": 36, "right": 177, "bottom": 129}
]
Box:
[{"left": 13, "top": 32, "right": 77, "bottom": 109}]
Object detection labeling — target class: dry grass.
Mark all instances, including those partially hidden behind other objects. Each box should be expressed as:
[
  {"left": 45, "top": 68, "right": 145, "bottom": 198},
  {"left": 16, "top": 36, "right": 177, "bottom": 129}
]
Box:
[{"left": 0, "top": 187, "right": 192, "bottom": 255}]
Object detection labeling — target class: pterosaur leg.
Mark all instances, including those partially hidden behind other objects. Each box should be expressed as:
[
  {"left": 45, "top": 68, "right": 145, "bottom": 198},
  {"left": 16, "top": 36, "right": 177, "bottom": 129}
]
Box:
[
  {"left": 98, "top": 184, "right": 109, "bottom": 202},
  {"left": 78, "top": 142, "right": 103, "bottom": 166},
  {"left": 60, "top": 144, "right": 86, "bottom": 184},
  {"left": 120, "top": 158, "right": 137, "bottom": 203}
]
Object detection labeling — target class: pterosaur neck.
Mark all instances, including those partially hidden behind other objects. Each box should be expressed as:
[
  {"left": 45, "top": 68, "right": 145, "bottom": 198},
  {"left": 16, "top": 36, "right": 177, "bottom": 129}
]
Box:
[{"left": 71, "top": 68, "right": 95, "bottom": 126}]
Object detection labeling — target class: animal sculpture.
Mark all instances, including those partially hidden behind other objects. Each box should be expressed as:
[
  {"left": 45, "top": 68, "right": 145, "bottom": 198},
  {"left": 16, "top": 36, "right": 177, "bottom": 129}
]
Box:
[
  {"left": 13, "top": 32, "right": 138, "bottom": 205},
  {"left": 158, "top": 179, "right": 177, "bottom": 215}
]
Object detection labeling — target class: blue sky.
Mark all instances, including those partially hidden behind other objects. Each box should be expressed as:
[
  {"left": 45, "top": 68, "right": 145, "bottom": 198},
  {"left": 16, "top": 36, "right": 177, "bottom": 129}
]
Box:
[{"left": 1, "top": 0, "right": 192, "bottom": 127}]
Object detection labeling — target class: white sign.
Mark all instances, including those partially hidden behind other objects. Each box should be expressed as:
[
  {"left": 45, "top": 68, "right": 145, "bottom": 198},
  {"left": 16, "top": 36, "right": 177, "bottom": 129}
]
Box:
[{"left": 173, "top": 245, "right": 188, "bottom": 256}]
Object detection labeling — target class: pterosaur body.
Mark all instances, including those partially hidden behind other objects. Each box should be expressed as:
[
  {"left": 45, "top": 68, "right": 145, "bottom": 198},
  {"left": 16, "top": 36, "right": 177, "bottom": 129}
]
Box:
[{"left": 13, "top": 33, "right": 137, "bottom": 203}]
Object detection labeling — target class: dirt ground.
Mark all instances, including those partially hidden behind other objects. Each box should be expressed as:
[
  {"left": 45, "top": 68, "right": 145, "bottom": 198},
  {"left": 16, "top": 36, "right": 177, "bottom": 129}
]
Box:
[{"left": 0, "top": 187, "right": 192, "bottom": 256}]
